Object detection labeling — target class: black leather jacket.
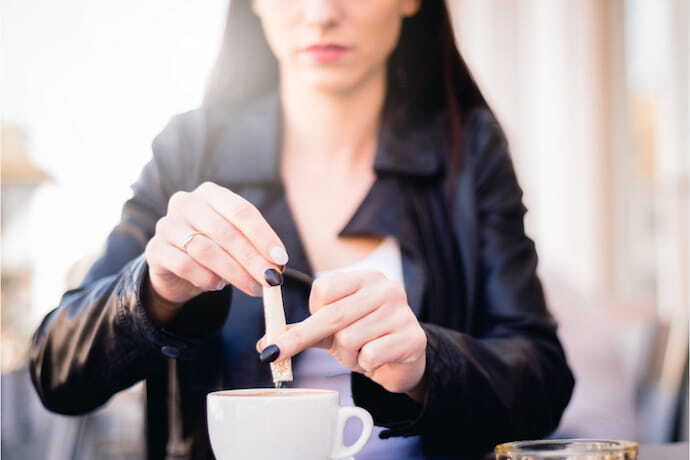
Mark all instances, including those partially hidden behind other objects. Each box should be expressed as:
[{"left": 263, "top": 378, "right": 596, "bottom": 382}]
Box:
[{"left": 29, "top": 91, "right": 574, "bottom": 459}]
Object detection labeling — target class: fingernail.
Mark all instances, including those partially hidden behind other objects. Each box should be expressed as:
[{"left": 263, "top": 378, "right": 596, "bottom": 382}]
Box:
[
  {"left": 259, "top": 344, "right": 280, "bottom": 363},
  {"left": 251, "top": 283, "right": 263, "bottom": 297},
  {"left": 214, "top": 281, "right": 227, "bottom": 291},
  {"left": 264, "top": 268, "right": 283, "bottom": 287},
  {"left": 269, "top": 246, "right": 289, "bottom": 265}
]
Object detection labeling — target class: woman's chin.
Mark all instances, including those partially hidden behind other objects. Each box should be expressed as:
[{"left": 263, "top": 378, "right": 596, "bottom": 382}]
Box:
[{"left": 299, "top": 69, "right": 372, "bottom": 95}]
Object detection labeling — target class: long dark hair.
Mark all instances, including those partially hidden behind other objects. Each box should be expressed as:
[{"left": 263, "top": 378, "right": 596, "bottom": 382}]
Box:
[{"left": 203, "top": 0, "right": 493, "bottom": 195}]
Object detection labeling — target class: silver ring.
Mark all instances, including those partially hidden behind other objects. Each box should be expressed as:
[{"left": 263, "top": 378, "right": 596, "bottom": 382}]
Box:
[{"left": 181, "top": 231, "right": 204, "bottom": 252}]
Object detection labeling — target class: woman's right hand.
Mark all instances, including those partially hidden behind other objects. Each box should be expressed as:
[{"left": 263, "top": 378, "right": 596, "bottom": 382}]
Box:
[{"left": 143, "top": 181, "right": 288, "bottom": 324}]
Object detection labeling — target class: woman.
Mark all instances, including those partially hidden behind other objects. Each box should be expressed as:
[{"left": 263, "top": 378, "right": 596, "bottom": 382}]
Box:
[{"left": 29, "top": 1, "right": 574, "bottom": 459}]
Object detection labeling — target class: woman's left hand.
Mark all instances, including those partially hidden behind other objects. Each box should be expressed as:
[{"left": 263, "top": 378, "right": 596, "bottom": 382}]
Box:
[{"left": 256, "top": 270, "right": 428, "bottom": 401}]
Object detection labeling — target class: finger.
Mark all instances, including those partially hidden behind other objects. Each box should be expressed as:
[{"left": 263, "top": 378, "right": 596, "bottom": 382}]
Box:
[
  {"left": 358, "top": 328, "right": 426, "bottom": 373},
  {"left": 255, "top": 324, "right": 331, "bottom": 352},
  {"left": 157, "top": 217, "right": 260, "bottom": 297},
  {"left": 184, "top": 234, "right": 261, "bottom": 297},
  {"left": 309, "top": 270, "right": 383, "bottom": 313},
  {"left": 269, "top": 284, "right": 388, "bottom": 361},
  {"left": 256, "top": 325, "right": 330, "bottom": 352},
  {"left": 196, "top": 182, "right": 289, "bottom": 266},
  {"left": 329, "top": 302, "right": 399, "bottom": 353},
  {"left": 147, "top": 238, "right": 225, "bottom": 292},
  {"left": 357, "top": 333, "right": 406, "bottom": 374},
  {"left": 324, "top": 303, "right": 397, "bottom": 371},
  {"left": 176, "top": 197, "right": 281, "bottom": 288}
]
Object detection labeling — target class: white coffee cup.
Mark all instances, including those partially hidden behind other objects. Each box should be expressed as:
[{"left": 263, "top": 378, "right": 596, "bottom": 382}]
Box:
[{"left": 207, "top": 388, "right": 374, "bottom": 460}]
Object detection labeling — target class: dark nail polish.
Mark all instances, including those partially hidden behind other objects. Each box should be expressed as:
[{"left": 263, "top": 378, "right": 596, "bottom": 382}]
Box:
[
  {"left": 259, "top": 344, "right": 280, "bottom": 363},
  {"left": 264, "top": 268, "right": 283, "bottom": 287}
]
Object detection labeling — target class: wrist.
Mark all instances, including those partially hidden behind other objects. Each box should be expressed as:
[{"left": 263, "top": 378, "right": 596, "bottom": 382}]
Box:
[
  {"left": 405, "top": 355, "right": 428, "bottom": 403},
  {"left": 144, "top": 278, "right": 183, "bottom": 327},
  {"left": 405, "top": 374, "right": 427, "bottom": 403}
]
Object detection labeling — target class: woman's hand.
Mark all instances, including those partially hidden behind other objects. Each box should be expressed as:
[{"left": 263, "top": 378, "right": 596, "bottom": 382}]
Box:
[
  {"left": 144, "top": 181, "right": 288, "bottom": 324},
  {"left": 257, "top": 270, "right": 428, "bottom": 401}
]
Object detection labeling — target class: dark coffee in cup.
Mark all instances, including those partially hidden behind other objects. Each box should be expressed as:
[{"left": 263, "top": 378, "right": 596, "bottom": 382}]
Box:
[{"left": 215, "top": 389, "right": 329, "bottom": 397}]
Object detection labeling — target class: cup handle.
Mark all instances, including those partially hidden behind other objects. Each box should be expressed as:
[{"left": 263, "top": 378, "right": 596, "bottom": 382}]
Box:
[{"left": 330, "top": 406, "right": 374, "bottom": 459}]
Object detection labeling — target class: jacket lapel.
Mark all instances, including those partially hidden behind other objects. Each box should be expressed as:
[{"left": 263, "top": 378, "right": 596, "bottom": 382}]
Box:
[
  {"left": 337, "top": 175, "right": 429, "bottom": 317},
  {"left": 401, "top": 238, "right": 428, "bottom": 318}
]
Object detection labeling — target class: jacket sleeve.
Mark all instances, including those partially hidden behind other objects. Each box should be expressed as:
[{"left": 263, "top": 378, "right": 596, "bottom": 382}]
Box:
[
  {"left": 29, "top": 111, "right": 232, "bottom": 415},
  {"left": 351, "top": 109, "right": 575, "bottom": 455}
]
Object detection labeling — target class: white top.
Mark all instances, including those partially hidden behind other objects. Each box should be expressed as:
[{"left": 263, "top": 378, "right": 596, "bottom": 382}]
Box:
[
  {"left": 293, "top": 235, "right": 423, "bottom": 459},
  {"left": 312, "top": 235, "right": 405, "bottom": 284}
]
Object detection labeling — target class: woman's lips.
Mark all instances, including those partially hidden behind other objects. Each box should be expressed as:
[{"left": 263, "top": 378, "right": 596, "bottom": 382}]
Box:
[{"left": 303, "top": 44, "right": 349, "bottom": 64}]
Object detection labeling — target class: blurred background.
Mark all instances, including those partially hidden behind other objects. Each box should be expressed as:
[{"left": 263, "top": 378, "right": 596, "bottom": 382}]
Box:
[{"left": 2, "top": 0, "right": 688, "bottom": 458}]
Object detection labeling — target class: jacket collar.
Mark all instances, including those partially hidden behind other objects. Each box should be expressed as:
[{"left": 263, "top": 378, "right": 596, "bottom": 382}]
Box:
[{"left": 211, "top": 89, "right": 446, "bottom": 185}]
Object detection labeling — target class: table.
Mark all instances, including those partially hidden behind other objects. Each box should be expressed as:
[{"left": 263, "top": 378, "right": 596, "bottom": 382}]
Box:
[{"left": 477, "top": 443, "right": 689, "bottom": 459}]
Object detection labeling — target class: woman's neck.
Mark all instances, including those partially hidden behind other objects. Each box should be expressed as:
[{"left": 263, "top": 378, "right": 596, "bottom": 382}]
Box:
[{"left": 279, "top": 68, "right": 386, "bottom": 170}]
